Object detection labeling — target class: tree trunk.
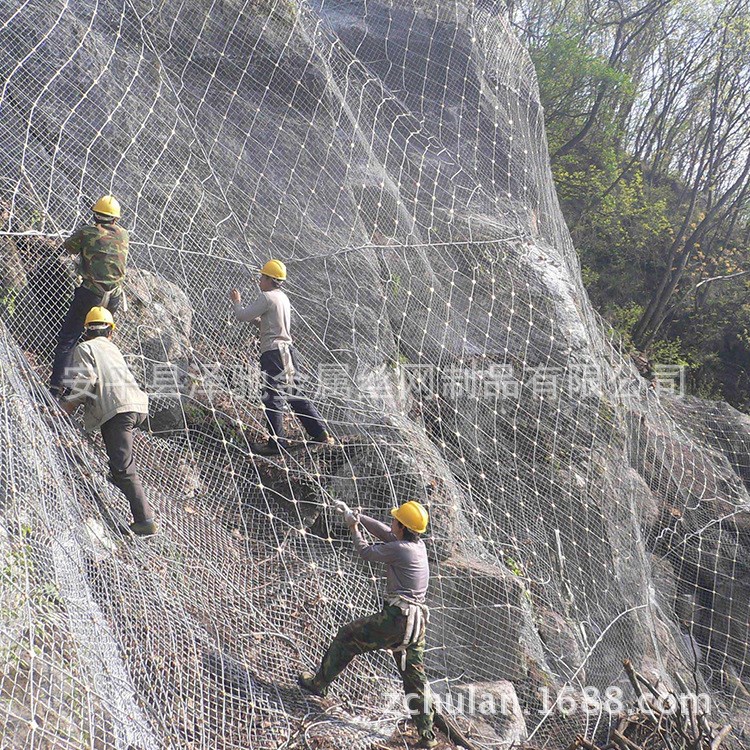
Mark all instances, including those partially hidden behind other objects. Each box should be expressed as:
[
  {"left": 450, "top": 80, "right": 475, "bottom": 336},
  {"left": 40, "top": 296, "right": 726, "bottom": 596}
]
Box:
[{"left": 635, "top": 151, "right": 750, "bottom": 349}]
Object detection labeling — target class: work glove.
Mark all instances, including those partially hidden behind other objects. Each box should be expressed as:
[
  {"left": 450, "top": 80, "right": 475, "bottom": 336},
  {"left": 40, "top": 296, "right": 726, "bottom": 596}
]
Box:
[{"left": 332, "top": 499, "right": 359, "bottom": 527}]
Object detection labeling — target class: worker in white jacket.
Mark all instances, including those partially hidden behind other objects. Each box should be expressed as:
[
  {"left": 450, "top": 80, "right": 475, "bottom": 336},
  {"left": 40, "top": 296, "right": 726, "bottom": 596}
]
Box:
[{"left": 61, "top": 307, "right": 158, "bottom": 536}]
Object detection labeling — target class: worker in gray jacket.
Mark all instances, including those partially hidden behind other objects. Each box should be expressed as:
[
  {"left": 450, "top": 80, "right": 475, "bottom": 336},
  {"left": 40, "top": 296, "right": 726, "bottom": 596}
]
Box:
[
  {"left": 298, "top": 500, "right": 437, "bottom": 749},
  {"left": 230, "top": 258, "right": 332, "bottom": 456},
  {"left": 60, "top": 306, "right": 158, "bottom": 536}
]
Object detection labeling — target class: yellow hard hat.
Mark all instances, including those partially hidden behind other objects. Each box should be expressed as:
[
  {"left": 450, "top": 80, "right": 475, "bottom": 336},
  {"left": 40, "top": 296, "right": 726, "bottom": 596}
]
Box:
[
  {"left": 259, "top": 259, "right": 287, "bottom": 281},
  {"left": 391, "top": 500, "right": 429, "bottom": 533},
  {"left": 91, "top": 195, "right": 121, "bottom": 218},
  {"left": 84, "top": 306, "right": 116, "bottom": 329}
]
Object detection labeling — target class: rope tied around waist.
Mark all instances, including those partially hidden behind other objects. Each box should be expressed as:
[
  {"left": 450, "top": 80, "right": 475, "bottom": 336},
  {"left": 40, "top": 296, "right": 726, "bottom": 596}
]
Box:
[{"left": 386, "top": 594, "right": 429, "bottom": 671}]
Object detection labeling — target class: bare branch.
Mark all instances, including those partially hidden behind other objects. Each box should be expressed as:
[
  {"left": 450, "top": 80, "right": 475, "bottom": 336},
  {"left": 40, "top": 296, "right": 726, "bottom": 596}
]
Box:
[{"left": 695, "top": 270, "right": 750, "bottom": 289}]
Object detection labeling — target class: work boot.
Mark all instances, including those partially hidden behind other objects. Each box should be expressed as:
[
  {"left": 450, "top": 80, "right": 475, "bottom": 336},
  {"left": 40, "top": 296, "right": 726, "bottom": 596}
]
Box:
[
  {"left": 250, "top": 440, "right": 282, "bottom": 456},
  {"left": 49, "top": 385, "right": 68, "bottom": 400},
  {"left": 297, "top": 671, "right": 327, "bottom": 698},
  {"left": 130, "top": 519, "right": 160, "bottom": 537},
  {"left": 310, "top": 430, "right": 335, "bottom": 446},
  {"left": 414, "top": 735, "right": 438, "bottom": 749}
]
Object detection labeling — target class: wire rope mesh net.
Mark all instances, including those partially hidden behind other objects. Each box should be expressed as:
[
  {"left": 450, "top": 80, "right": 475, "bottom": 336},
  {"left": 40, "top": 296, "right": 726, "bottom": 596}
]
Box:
[{"left": 0, "top": 1, "right": 749, "bottom": 748}]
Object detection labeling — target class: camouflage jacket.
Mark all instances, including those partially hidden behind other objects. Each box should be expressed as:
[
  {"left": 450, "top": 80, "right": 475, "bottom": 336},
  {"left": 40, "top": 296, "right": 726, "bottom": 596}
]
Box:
[{"left": 64, "top": 222, "right": 129, "bottom": 295}]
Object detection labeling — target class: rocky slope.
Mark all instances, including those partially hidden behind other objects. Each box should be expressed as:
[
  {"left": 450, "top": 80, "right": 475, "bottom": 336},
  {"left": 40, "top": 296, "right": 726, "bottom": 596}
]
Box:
[{"left": 0, "top": 1, "right": 749, "bottom": 748}]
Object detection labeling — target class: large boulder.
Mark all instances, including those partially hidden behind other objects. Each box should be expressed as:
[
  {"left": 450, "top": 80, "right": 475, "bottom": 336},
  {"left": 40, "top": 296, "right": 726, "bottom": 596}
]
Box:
[
  {"left": 428, "top": 555, "right": 550, "bottom": 684},
  {"left": 117, "top": 267, "right": 194, "bottom": 433}
]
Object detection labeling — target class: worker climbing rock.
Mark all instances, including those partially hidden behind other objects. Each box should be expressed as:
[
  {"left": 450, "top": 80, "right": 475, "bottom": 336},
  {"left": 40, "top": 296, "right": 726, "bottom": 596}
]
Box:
[
  {"left": 50, "top": 195, "right": 129, "bottom": 397},
  {"left": 60, "top": 307, "right": 158, "bottom": 537},
  {"left": 229, "top": 259, "right": 333, "bottom": 456},
  {"left": 298, "top": 500, "right": 437, "bottom": 749}
]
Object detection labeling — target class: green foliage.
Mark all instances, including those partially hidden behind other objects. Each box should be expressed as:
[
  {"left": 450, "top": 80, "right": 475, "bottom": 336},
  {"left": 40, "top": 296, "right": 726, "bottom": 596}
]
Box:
[
  {"left": 648, "top": 337, "right": 693, "bottom": 369},
  {"left": 390, "top": 273, "right": 402, "bottom": 299},
  {"left": 552, "top": 153, "right": 674, "bottom": 310},
  {"left": 525, "top": 0, "right": 750, "bottom": 411},
  {"left": 504, "top": 555, "right": 524, "bottom": 577},
  {"left": 531, "top": 35, "right": 633, "bottom": 153},
  {"left": 504, "top": 555, "right": 532, "bottom": 603},
  {"left": 607, "top": 302, "right": 725, "bottom": 396},
  {"left": 0, "top": 287, "right": 17, "bottom": 317},
  {"left": 580, "top": 265, "right": 600, "bottom": 288},
  {"left": 607, "top": 303, "right": 643, "bottom": 351}
]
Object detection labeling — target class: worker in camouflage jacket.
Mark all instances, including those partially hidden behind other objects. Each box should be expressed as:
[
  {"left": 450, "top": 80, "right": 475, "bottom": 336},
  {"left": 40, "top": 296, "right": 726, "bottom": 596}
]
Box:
[
  {"left": 298, "top": 500, "right": 437, "bottom": 749},
  {"left": 50, "top": 195, "right": 129, "bottom": 397}
]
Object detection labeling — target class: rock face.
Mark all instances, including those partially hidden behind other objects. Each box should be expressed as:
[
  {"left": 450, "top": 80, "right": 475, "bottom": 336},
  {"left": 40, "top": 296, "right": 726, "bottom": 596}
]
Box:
[
  {"left": 0, "top": 2, "right": 749, "bottom": 750},
  {"left": 450, "top": 680, "right": 529, "bottom": 748},
  {"left": 0, "top": 236, "right": 25, "bottom": 299},
  {"left": 9, "top": 236, "right": 70, "bottom": 355},
  {"left": 117, "top": 268, "right": 194, "bottom": 433}
]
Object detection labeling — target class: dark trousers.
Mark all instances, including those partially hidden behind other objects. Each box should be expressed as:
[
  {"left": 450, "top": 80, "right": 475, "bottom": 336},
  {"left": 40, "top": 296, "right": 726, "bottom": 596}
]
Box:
[
  {"left": 313, "top": 605, "right": 435, "bottom": 741},
  {"left": 50, "top": 286, "right": 120, "bottom": 392},
  {"left": 260, "top": 347, "right": 326, "bottom": 445},
  {"left": 100, "top": 412, "right": 153, "bottom": 524}
]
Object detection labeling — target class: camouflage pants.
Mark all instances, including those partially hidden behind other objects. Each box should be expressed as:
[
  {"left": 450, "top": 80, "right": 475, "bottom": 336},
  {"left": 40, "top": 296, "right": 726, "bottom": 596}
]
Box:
[{"left": 312, "top": 604, "right": 435, "bottom": 741}]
